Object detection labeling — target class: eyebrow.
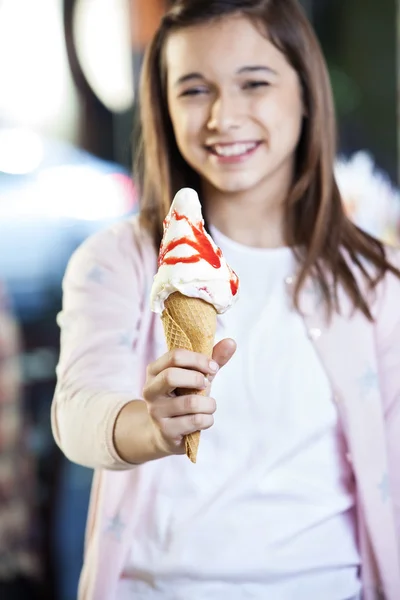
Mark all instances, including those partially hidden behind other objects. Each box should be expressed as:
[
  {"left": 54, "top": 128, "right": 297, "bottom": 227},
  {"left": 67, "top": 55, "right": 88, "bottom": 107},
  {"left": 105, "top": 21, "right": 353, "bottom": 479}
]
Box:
[
  {"left": 238, "top": 65, "right": 277, "bottom": 75},
  {"left": 174, "top": 73, "right": 204, "bottom": 87},
  {"left": 174, "top": 65, "right": 277, "bottom": 87}
]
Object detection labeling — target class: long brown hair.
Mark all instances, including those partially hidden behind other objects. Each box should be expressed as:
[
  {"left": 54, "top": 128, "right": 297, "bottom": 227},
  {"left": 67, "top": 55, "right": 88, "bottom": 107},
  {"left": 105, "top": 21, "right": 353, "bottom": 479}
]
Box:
[{"left": 136, "top": 0, "right": 400, "bottom": 320}]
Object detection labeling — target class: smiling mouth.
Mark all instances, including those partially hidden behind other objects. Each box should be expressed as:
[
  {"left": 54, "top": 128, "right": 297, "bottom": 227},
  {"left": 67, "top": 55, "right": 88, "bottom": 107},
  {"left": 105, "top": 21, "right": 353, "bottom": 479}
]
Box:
[{"left": 206, "top": 141, "right": 261, "bottom": 158}]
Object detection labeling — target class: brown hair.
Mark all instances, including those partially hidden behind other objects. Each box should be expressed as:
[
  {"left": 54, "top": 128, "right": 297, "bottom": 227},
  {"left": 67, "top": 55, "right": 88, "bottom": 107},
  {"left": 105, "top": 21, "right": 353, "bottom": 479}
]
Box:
[{"left": 136, "top": 0, "right": 400, "bottom": 320}]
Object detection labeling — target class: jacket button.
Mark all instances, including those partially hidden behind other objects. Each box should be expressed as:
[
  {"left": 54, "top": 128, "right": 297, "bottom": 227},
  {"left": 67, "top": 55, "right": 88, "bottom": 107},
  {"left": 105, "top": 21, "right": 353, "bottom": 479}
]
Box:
[{"left": 308, "top": 328, "right": 322, "bottom": 340}]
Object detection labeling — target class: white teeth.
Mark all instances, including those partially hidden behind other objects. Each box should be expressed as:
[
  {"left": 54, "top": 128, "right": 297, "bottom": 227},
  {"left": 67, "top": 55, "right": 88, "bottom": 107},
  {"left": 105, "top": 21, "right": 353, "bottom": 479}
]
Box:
[{"left": 212, "top": 142, "right": 257, "bottom": 157}]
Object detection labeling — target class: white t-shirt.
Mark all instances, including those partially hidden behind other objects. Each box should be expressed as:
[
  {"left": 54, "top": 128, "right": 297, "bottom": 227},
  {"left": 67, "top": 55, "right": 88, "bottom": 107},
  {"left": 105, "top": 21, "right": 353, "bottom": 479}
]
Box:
[{"left": 117, "top": 226, "right": 361, "bottom": 600}]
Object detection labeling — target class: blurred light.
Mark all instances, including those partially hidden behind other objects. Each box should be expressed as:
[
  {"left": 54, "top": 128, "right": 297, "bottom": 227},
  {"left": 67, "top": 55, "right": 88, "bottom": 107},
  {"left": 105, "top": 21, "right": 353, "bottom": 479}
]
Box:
[
  {"left": 73, "top": 0, "right": 134, "bottom": 113},
  {"left": 0, "top": 165, "right": 134, "bottom": 221},
  {"left": 23, "top": 347, "right": 58, "bottom": 383},
  {"left": 336, "top": 152, "right": 400, "bottom": 244},
  {"left": 0, "top": 0, "right": 79, "bottom": 139},
  {"left": 0, "top": 129, "right": 44, "bottom": 175},
  {"left": 37, "top": 166, "right": 133, "bottom": 220}
]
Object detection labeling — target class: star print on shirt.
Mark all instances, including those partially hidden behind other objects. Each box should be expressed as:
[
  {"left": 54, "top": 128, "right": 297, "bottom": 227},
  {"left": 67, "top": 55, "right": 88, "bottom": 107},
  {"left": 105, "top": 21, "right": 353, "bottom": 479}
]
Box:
[
  {"left": 104, "top": 513, "right": 126, "bottom": 542},
  {"left": 357, "top": 365, "right": 380, "bottom": 398},
  {"left": 87, "top": 265, "right": 105, "bottom": 284},
  {"left": 378, "top": 472, "right": 390, "bottom": 504},
  {"left": 119, "top": 331, "right": 133, "bottom": 347}
]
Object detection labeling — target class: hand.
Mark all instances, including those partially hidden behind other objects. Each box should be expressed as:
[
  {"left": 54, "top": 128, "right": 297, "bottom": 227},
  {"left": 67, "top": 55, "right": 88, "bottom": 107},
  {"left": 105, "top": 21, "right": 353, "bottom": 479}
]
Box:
[{"left": 143, "top": 338, "right": 236, "bottom": 455}]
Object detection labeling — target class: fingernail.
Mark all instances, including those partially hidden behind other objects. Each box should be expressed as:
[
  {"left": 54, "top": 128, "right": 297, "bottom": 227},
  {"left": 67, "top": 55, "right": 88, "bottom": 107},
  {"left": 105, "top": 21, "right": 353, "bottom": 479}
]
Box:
[
  {"left": 209, "top": 360, "right": 219, "bottom": 373},
  {"left": 203, "top": 376, "right": 209, "bottom": 388}
]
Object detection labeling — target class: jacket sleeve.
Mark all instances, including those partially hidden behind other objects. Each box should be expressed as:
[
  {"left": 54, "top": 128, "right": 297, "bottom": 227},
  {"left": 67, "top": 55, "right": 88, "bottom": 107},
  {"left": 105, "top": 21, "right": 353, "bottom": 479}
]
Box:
[
  {"left": 51, "top": 221, "right": 148, "bottom": 470},
  {"left": 375, "top": 248, "right": 400, "bottom": 538}
]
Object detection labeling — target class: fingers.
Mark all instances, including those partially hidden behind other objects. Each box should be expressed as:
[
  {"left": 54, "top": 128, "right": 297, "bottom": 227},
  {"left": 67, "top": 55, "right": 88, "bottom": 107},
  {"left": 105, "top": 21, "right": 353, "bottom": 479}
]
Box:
[
  {"left": 150, "top": 394, "right": 217, "bottom": 420},
  {"left": 160, "top": 413, "right": 215, "bottom": 439},
  {"left": 143, "top": 340, "right": 237, "bottom": 453},
  {"left": 144, "top": 367, "right": 209, "bottom": 400},
  {"left": 212, "top": 338, "right": 237, "bottom": 368},
  {"left": 148, "top": 349, "right": 219, "bottom": 379},
  {"left": 145, "top": 339, "right": 237, "bottom": 399},
  {"left": 208, "top": 338, "right": 237, "bottom": 384},
  {"left": 148, "top": 393, "right": 217, "bottom": 449}
]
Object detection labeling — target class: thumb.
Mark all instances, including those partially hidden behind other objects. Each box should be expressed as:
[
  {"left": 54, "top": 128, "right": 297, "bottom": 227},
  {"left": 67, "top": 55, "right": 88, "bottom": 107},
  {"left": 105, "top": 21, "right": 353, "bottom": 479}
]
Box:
[{"left": 209, "top": 338, "right": 236, "bottom": 382}]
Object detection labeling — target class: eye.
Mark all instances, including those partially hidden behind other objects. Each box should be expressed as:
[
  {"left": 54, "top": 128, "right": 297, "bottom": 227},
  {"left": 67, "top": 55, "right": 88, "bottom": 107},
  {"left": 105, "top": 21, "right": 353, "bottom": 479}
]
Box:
[
  {"left": 243, "top": 80, "right": 271, "bottom": 90},
  {"left": 179, "top": 87, "right": 209, "bottom": 97}
]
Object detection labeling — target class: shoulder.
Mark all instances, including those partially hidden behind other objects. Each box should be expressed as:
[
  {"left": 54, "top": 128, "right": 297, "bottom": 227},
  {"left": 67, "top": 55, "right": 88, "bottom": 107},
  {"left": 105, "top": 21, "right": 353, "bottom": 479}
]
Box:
[
  {"left": 384, "top": 244, "right": 400, "bottom": 269},
  {"left": 65, "top": 215, "right": 157, "bottom": 281},
  {"left": 378, "top": 245, "right": 400, "bottom": 306},
  {"left": 373, "top": 245, "right": 400, "bottom": 346},
  {"left": 60, "top": 216, "right": 159, "bottom": 319}
]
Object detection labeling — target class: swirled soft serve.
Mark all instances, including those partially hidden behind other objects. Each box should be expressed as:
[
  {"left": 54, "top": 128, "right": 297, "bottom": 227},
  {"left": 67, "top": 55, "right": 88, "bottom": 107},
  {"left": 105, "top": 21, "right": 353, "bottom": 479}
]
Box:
[{"left": 150, "top": 187, "right": 239, "bottom": 315}]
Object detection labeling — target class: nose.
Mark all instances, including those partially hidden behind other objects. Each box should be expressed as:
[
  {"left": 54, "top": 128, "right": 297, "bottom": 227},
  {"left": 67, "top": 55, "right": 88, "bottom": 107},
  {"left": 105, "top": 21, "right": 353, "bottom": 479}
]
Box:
[{"left": 207, "top": 92, "right": 242, "bottom": 132}]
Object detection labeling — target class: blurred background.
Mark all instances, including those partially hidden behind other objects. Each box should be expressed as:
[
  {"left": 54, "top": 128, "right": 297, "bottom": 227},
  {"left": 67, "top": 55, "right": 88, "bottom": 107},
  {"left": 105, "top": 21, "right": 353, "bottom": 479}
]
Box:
[{"left": 0, "top": 1, "right": 398, "bottom": 599}]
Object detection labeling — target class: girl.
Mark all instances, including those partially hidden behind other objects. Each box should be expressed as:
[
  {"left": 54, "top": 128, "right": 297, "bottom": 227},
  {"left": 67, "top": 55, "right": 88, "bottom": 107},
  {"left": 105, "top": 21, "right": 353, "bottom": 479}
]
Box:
[{"left": 51, "top": 1, "right": 400, "bottom": 599}]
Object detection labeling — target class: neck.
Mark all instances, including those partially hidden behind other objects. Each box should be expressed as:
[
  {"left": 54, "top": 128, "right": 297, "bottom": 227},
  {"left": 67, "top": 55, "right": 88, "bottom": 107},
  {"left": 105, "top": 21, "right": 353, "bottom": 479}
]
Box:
[{"left": 202, "top": 174, "right": 291, "bottom": 249}]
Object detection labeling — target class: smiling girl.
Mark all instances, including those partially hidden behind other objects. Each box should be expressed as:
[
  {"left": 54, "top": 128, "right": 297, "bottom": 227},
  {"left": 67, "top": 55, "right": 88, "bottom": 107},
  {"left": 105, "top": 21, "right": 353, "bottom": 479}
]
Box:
[{"left": 52, "top": 1, "right": 400, "bottom": 599}]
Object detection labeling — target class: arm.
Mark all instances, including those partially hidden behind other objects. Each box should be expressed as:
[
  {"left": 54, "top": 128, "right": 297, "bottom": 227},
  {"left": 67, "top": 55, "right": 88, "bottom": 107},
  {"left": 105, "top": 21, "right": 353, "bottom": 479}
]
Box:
[
  {"left": 51, "top": 222, "right": 150, "bottom": 470},
  {"left": 113, "top": 400, "right": 169, "bottom": 464},
  {"left": 52, "top": 221, "right": 236, "bottom": 470}
]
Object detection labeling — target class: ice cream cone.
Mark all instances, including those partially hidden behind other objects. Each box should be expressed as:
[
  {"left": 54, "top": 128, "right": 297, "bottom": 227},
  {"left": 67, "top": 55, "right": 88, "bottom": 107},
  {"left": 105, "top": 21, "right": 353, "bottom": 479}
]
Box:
[
  {"left": 161, "top": 292, "right": 217, "bottom": 463},
  {"left": 151, "top": 188, "right": 239, "bottom": 461}
]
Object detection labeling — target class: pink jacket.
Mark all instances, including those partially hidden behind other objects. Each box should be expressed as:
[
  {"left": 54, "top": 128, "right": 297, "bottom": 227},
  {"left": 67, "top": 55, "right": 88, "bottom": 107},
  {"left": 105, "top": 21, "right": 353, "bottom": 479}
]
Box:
[{"left": 51, "top": 217, "right": 400, "bottom": 600}]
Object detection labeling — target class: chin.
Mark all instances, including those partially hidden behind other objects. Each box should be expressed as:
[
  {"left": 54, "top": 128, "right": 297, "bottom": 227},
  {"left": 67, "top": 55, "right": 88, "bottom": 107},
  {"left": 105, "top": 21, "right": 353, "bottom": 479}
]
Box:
[{"left": 208, "top": 174, "right": 261, "bottom": 194}]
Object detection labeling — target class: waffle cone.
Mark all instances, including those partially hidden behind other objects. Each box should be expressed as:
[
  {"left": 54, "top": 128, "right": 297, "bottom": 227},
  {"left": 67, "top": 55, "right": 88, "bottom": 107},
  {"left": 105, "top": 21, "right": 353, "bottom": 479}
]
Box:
[{"left": 161, "top": 292, "right": 217, "bottom": 463}]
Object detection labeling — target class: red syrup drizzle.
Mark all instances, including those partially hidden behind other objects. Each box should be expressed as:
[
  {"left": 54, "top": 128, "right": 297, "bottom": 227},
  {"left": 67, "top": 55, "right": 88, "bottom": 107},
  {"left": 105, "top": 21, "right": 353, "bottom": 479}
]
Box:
[
  {"left": 230, "top": 274, "right": 239, "bottom": 297},
  {"left": 159, "top": 211, "right": 239, "bottom": 296}
]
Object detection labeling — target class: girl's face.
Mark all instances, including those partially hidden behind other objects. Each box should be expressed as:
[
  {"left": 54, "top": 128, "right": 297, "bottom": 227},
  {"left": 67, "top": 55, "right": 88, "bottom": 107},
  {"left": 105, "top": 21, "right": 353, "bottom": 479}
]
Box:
[{"left": 165, "top": 15, "right": 304, "bottom": 199}]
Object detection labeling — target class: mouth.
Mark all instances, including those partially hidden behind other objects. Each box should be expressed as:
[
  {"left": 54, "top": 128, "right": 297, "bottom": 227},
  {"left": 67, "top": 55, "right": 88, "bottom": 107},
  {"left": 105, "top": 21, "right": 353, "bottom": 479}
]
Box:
[{"left": 205, "top": 141, "right": 261, "bottom": 159}]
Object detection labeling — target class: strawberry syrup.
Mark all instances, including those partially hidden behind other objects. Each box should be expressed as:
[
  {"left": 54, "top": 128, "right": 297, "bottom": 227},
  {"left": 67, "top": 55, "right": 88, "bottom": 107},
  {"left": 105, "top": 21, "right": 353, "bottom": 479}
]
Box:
[{"left": 159, "top": 211, "right": 239, "bottom": 296}]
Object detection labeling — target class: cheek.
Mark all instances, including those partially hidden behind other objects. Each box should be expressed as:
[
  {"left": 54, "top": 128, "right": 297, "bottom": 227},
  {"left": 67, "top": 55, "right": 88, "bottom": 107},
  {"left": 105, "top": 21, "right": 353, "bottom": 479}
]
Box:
[
  {"left": 170, "top": 107, "right": 191, "bottom": 143},
  {"left": 278, "top": 88, "right": 303, "bottom": 135},
  {"left": 168, "top": 96, "right": 187, "bottom": 147},
  {"left": 169, "top": 108, "right": 183, "bottom": 143},
  {"left": 265, "top": 97, "right": 303, "bottom": 145},
  {"left": 171, "top": 109, "right": 206, "bottom": 159}
]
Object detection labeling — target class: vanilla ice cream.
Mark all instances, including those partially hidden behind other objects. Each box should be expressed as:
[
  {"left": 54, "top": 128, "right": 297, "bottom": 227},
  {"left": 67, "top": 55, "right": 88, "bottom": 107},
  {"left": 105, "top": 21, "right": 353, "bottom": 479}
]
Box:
[{"left": 150, "top": 188, "right": 239, "bottom": 315}]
